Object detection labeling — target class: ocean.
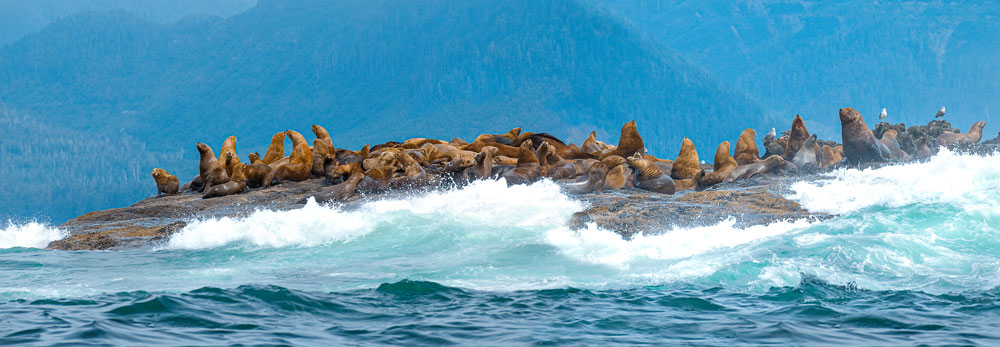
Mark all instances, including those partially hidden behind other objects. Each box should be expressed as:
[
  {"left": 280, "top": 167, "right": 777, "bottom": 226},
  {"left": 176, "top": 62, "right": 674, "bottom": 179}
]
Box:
[{"left": 2, "top": 149, "right": 999, "bottom": 345}]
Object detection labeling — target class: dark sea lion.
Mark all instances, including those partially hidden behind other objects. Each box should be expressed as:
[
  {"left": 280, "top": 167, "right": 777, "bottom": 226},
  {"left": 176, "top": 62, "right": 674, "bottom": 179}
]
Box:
[
  {"left": 181, "top": 175, "right": 204, "bottom": 192},
  {"left": 462, "top": 146, "right": 496, "bottom": 180},
  {"left": 275, "top": 130, "right": 313, "bottom": 182},
  {"left": 602, "top": 120, "right": 645, "bottom": 159},
  {"left": 724, "top": 155, "right": 785, "bottom": 183},
  {"left": 784, "top": 115, "right": 810, "bottom": 160},
  {"left": 315, "top": 164, "right": 364, "bottom": 202},
  {"left": 540, "top": 142, "right": 577, "bottom": 179},
  {"left": 937, "top": 121, "right": 986, "bottom": 147},
  {"left": 839, "top": 107, "right": 891, "bottom": 164},
  {"left": 243, "top": 162, "right": 276, "bottom": 189},
  {"left": 603, "top": 164, "right": 626, "bottom": 190},
  {"left": 501, "top": 140, "right": 541, "bottom": 185},
  {"left": 151, "top": 168, "right": 179, "bottom": 196},
  {"left": 218, "top": 136, "right": 241, "bottom": 177},
  {"left": 262, "top": 132, "right": 286, "bottom": 165},
  {"left": 734, "top": 128, "right": 761, "bottom": 165},
  {"left": 204, "top": 163, "right": 247, "bottom": 199},
  {"left": 792, "top": 134, "right": 819, "bottom": 170},
  {"left": 671, "top": 137, "right": 700, "bottom": 180},
  {"left": 878, "top": 129, "right": 912, "bottom": 161},
  {"left": 337, "top": 144, "right": 371, "bottom": 165},
  {"left": 564, "top": 156, "right": 626, "bottom": 194},
  {"left": 696, "top": 141, "right": 738, "bottom": 188},
  {"left": 197, "top": 142, "right": 231, "bottom": 192},
  {"left": 627, "top": 154, "right": 675, "bottom": 195}
]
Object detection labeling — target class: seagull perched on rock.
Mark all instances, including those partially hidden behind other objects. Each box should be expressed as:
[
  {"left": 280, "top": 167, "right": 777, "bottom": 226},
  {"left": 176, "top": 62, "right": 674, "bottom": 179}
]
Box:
[
  {"left": 935, "top": 106, "right": 946, "bottom": 118},
  {"left": 879, "top": 108, "right": 887, "bottom": 120}
]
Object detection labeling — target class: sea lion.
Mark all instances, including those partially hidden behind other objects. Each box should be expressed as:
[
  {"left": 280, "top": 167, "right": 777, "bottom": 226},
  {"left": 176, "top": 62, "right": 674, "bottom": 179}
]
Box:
[
  {"left": 311, "top": 124, "right": 334, "bottom": 153},
  {"left": 358, "top": 166, "right": 392, "bottom": 194},
  {"left": 914, "top": 137, "right": 934, "bottom": 158},
  {"left": 603, "top": 164, "right": 626, "bottom": 190},
  {"left": 581, "top": 131, "right": 603, "bottom": 156},
  {"left": 501, "top": 140, "right": 541, "bottom": 185},
  {"left": 724, "top": 155, "right": 785, "bottom": 183},
  {"left": 390, "top": 151, "right": 428, "bottom": 188},
  {"left": 564, "top": 155, "right": 626, "bottom": 194},
  {"left": 151, "top": 168, "right": 179, "bottom": 196},
  {"left": 783, "top": 115, "right": 810, "bottom": 160},
  {"left": 671, "top": 137, "right": 700, "bottom": 180},
  {"left": 839, "top": 107, "right": 891, "bottom": 164},
  {"left": 315, "top": 163, "right": 364, "bottom": 202},
  {"left": 540, "top": 143, "right": 577, "bottom": 179},
  {"left": 473, "top": 127, "right": 521, "bottom": 145},
  {"left": 204, "top": 163, "right": 247, "bottom": 199},
  {"left": 338, "top": 144, "right": 370, "bottom": 164},
  {"left": 218, "top": 136, "right": 241, "bottom": 176},
  {"left": 261, "top": 132, "right": 286, "bottom": 164},
  {"left": 878, "top": 129, "right": 912, "bottom": 161},
  {"left": 243, "top": 163, "right": 276, "bottom": 189},
  {"left": 734, "top": 128, "right": 761, "bottom": 165},
  {"left": 820, "top": 145, "right": 842, "bottom": 169},
  {"left": 275, "top": 130, "right": 313, "bottom": 182},
  {"left": 792, "top": 134, "right": 819, "bottom": 170},
  {"left": 937, "top": 121, "right": 986, "bottom": 147},
  {"left": 248, "top": 152, "right": 263, "bottom": 164},
  {"left": 695, "top": 141, "right": 738, "bottom": 188},
  {"left": 601, "top": 120, "right": 645, "bottom": 159},
  {"left": 181, "top": 175, "right": 204, "bottom": 192},
  {"left": 626, "top": 154, "right": 675, "bottom": 195},
  {"left": 450, "top": 137, "right": 469, "bottom": 146},
  {"left": 197, "top": 142, "right": 231, "bottom": 192},
  {"left": 462, "top": 146, "right": 497, "bottom": 180},
  {"left": 312, "top": 139, "right": 334, "bottom": 176}
]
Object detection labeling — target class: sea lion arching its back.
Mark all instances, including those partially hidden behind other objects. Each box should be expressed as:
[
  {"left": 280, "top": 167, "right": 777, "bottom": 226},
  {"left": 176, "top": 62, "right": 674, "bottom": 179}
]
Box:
[
  {"left": 839, "top": 107, "right": 890, "bottom": 164},
  {"left": 734, "top": 128, "right": 760, "bottom": 165}
]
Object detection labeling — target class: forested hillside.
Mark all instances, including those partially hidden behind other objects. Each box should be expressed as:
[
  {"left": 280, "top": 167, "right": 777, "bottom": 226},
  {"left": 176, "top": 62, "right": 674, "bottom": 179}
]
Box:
[{"left": 0, "top": 0, "right": 763, "bottom": 222}]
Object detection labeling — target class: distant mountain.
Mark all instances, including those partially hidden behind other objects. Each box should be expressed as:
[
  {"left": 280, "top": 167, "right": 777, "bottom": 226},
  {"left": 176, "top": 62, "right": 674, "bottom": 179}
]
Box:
[
  {"left": 0, "top": 0, "right": 762, "bottom": 223},
  {"left": 0, "top": 0, "right": 256, "bottom": 47},
  {"left": 598, "top": 0, "right": 1000, "bottom": 138}
]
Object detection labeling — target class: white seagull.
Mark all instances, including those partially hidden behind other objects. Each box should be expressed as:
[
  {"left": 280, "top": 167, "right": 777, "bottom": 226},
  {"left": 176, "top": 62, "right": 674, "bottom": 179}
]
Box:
[
  {"left": 935, "top": 106, "right": 946, "bottom": 118},
  {"left": 879, "top": 108, "right": 887, "bottom": 120}
]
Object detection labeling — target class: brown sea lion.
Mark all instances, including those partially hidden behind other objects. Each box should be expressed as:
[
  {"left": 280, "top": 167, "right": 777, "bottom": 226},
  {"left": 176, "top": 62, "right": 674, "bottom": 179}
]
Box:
[
  {"left": 312, "top": 124, "right": 334, "bottom": 152},
  {"left": 450, "top": 137, "right": 469, "bottom": 146},
  {"left": 792, "top": 134, "right": 819, "bottom": 170},
  {"left": 218, "top": 136, "right": 241, "bottom": 176},
  {"left": 243, "top": 162, "right": 276, "bottom": 189},
  {"left": 462, "top": 146, "right": 497, "bottom": 180},
  {"left": 603, "top": 164, "right": 626, "bottom": 190},
  {"left": 473, "top": 127, "right": 521, "bottom": 145},
  {"left": 462, "top": 141, "right": 520, "bottom": 158},
  {"left": 937, "top": 121, "right": 986, "bottom": 147},
  {"left": 581, "top": 131, "right": 603, "bottom": 156},
  {"left": 197, "top": 142, "right": 231, "bottom": 192},
  {"left": 312, "top": 139, "right": 334, "bottom": 176},
  {"left": 724, "top": 155, "right": 785, "bottom": 183},
  {"left": 626, "top": 154, "right": 675, "bottom": 195},
  {"left": 275, "top": 130, "right": 313, "bottom": 182},
  {"left": 181, "top": 175, "right": 204, "bottom": 192},
  {"left": 501, "top": 140, "right": 541, "bottom": 185},
  {"left": 734, "top": 128, "right": 761, "bottom": 165},
  {"left": 390, "top": 152, "right": 428, "bottom": 188},
  {"left": 338, "top": 144, "right": 370, "bottom": 165},
  {"left": 261, "top": 132, "right": 286, "bottom": 165},
  {"left": 315, "top": 163, "right": 364, "bottom": 202},
  {"left": 204, "top": 163, "right": 247, "bottom": 199},
  {"left": 839, "top": 107, "right": 891, "bottom": 164},
  {"left": 564, "top": 155, "right": 626, "bottom": 194},
  {"left": 358, "top": 166, "right": 392, "bottom": 194},
  {"left": 878, "top": 129, "right": 912, "bottom": 161},
  {"left": 602, "top": 120, "right": 645, "bottom": 159},
  {"left": 820, "top": 145, "right": 842, "bottom": 169},
  {"left": 151, "top": 168, "right": 179, "bottom": 196},
  {"left": 248, "top": 152, "right": 263, "bottom": 165},
  {"left": 541, "top": 143, "right": 577, "bottom": 179},
  {"left": 783, "top": 115, "right": 810, "bottom": 160},
  {"left": 696, "top": 141, "right": 738, "bottom": 188},
  {"left": 671, "top": 137, "right": 700, "bottom": 180}
]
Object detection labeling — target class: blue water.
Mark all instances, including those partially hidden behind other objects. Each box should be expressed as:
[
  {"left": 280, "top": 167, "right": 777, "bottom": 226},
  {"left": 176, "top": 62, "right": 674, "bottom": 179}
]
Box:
[{"left": 2, "top": 150, "right": 1000, "bottom": 345}]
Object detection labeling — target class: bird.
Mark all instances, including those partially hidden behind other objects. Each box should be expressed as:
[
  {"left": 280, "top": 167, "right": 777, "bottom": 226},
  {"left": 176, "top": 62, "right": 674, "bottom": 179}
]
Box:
[
  {"left": 936, "top": 107, "right": 946, "bottom": 118},
  {"left": 764, "top": 128, "right": 776, "bottom": 142},
  {"left": 879, "top": 108, "right": 887, "bottom": 120}
]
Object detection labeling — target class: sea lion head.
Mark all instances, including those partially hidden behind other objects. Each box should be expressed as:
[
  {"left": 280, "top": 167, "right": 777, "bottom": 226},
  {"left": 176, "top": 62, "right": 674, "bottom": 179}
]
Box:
[
  {"left": 196, "top": 142, "right": 213, "bottom": 157},
  {"left": 248, "top": 152, "right": 262, "bottom": 164},
  {"left": 151, "top": 168, "right": 169, "bottom": 181},
  {"left": 600, "top": 155, "right": 626, "bottom": 169},
  {"left": 839, "top": 107, "right": 860, "bottom": 124},
  {"left": 506, "top": 127, "right": 522, "bottom": 140},
  {"left": 517, "top": 140, "right": 538, "bottom": 165},
  {"left": 312, "top": 124, "right": 331, "bottom": 138},
  {"left": 742, "top": 128, "right": 756, "bottom": 139},
  {"left": 973, "top": 121, "right": 987, "bottom": 132},
  {"left": 882, "top": 129, "right": 898, "bottom": 140}
]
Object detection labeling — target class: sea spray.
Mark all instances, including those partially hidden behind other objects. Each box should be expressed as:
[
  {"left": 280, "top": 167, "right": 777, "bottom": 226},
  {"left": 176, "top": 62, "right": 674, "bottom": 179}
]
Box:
[{"left": 0, "top": 221, "right": 64, "bottom": 249}]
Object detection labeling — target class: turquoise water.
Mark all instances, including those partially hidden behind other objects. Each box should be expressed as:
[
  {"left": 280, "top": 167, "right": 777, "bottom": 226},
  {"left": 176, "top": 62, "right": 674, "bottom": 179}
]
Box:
[{"left": 2, "top": 149, "right": 999, "bottom": 345}]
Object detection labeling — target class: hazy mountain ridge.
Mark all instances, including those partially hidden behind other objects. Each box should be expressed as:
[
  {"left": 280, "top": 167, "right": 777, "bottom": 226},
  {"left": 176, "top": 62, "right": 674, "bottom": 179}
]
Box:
[{"left": 0, "top": 0, "right": 762, "bottom": 222}]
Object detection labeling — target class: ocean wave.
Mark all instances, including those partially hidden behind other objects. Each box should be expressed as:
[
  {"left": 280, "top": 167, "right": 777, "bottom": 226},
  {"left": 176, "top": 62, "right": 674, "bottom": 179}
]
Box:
[
  {"left": 788, "top": 149, "right": 1000, "bottom": 214},
  {"left": 0, "top": 221, "right": 64, "bottom": 249}
]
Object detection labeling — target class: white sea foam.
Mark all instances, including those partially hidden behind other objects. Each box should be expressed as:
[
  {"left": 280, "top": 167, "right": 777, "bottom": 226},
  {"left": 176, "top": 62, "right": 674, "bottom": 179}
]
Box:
[
  {"left": 789, "top": 149, "right": 1000, "bottom": 214},
  {"left": 0, "top": 221, "right": 65, "bottom": 249},
  {"left": 166, "top": 179, "right": 583, "bottom": 250}
]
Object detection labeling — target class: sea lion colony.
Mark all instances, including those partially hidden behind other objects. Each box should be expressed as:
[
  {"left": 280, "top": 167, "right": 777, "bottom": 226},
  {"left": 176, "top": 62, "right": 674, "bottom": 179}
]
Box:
[{"left": 152, "top": 108, "right": 987, "bottom": 201}]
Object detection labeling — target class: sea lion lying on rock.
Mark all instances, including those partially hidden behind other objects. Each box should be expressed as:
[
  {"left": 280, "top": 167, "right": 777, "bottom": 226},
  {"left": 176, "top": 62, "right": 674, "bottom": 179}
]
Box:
[
  {"left": 204, "top": 163, "right": 247, "bottom": 199},
  {"left": 937, "top": 121, "right": 986, "bottom": 147},
  {"left": 564, "top": 155, "right": 626, "bottom": 194},
  {"left": 725, "top": 155, "right": 785, "bottom": 183},
  {"left": 878, "top": 129, "right": 912, "bottom": 161},
  {"left": 151, "top": 168, "right": 179, "bottom": 196},
  {"left": 243, "top": 162, "right": 276, "bottom": 189},
  {"left": 315, "top": 163, "right": 364, "bottom": 202},
  {"left": 839, "top": 107, "right": 890, "bottom": 164},
  {"left": 627, "top": 154, "right": 676, "bottom": 194},
  {"left": 500, "top": 140, "right": 541, "bottom": 186}
]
